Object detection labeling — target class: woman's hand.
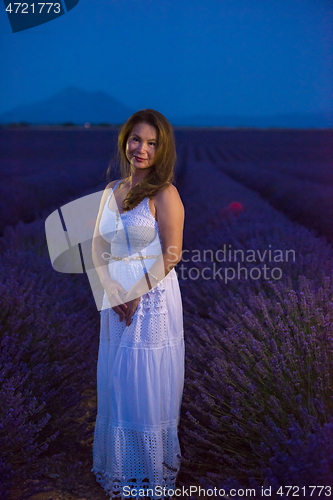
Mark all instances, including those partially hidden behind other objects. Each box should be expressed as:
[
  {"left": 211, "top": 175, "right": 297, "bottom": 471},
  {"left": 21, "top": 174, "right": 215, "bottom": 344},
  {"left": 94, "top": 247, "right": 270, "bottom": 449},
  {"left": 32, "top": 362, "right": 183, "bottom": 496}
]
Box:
[
  {"left": 102, "top": 276, "right": 128, "bottom": 321},
  {"left": 123, "top": 297, "right": 141, "bottom": 327}
]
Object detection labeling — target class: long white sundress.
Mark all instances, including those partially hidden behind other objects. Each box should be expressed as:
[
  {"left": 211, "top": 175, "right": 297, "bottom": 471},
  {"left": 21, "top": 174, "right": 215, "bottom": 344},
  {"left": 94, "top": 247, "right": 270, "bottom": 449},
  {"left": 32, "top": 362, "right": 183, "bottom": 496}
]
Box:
[{"left": 91, "top": 181, "right": 185, "bottom": 499}]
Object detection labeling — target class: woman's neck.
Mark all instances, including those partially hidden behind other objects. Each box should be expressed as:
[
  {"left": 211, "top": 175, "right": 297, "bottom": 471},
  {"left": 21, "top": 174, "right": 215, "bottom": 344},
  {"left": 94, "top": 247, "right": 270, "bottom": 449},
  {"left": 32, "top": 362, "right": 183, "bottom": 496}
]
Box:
[{"left": 128, "top": 168, "right": 152, "bottom": 188}]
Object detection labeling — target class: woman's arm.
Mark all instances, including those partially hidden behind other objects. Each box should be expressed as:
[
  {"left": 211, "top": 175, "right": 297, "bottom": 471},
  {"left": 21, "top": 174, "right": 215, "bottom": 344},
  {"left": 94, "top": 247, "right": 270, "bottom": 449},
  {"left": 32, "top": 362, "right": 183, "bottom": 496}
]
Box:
[
  {"left": 124, "top": 184, "right": 185, "bottom": 302},
  {"left": 92, "top": 181, "right": 128, "bottom": 317},
  {"left": 92, "top": 181, "right": 116, "bottom": 286}
]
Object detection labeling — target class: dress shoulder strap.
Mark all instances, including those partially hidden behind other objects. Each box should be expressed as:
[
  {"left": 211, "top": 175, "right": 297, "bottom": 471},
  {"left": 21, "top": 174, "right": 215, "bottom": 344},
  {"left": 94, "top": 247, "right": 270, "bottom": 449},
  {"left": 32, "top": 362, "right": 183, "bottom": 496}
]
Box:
[
  {"left": 103, "top": 181, "right": 120, "bottom": 211},
  {"left": 106, "top": 180, "right": 121, "bottom": 202},
  {"left": 112, "top": 180, "right": 121, "bottom": 192}
]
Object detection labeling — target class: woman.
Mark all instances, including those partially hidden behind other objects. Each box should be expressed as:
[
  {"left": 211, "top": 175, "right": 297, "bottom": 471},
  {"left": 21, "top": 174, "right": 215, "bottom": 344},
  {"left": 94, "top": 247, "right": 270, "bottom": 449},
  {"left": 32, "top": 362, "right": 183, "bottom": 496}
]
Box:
[{"left": 91, "top": 109, "right": 185, "bottom": 499}]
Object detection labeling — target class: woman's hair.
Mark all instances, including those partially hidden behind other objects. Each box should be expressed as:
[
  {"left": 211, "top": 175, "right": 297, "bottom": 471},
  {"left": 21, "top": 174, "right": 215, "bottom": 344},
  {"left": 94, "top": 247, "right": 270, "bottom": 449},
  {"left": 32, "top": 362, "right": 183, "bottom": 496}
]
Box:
[{"left": 106, "top": 109, "right": 177, "bottom": 212}]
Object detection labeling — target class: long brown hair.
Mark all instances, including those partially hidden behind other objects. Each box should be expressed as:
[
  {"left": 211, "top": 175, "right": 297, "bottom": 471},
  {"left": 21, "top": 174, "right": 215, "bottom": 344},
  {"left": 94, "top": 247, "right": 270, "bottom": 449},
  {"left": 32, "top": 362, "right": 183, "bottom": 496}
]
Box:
[{"left": 107, "top": 109, "right": 177, "bottom": 212}]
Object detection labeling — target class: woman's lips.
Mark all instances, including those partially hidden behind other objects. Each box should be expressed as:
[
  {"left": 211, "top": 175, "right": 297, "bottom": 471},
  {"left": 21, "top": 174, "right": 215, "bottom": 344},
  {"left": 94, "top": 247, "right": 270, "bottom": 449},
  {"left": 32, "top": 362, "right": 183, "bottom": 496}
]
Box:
[{"left": 134, "top": 156, "right": 146, "bottom": 162}]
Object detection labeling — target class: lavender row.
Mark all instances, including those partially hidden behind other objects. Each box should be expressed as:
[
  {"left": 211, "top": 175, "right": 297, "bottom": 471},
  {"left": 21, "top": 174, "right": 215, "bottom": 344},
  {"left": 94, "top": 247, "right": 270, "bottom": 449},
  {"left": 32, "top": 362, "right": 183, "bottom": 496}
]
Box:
[
  {"left": 2, "top": 128, "right": 331, "bottom": 238},
  {"left": 0, "top": 129, "right": 185, "bottom": 235},
  {"left": 0, "top": 220, "right": 99, "bottom": 499},
  {"left": 0, "top": 143, "right": 332, "bottom": 496},
  {"left": 0, "top": 133, "right": 115, "bottom": 234},
  {"left": 206, "top": 145, "right": 333, "bottom": 243},
  {"left": 176, "top": 153, "right": 333, "bottom": 492}
]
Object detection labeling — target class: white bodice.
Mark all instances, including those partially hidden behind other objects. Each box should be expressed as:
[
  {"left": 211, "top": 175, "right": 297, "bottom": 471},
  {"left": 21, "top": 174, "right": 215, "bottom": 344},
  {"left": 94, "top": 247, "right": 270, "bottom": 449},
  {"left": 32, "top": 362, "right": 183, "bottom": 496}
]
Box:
[{"left": 98, "top": 182, "right": 163, "bottom": 297}]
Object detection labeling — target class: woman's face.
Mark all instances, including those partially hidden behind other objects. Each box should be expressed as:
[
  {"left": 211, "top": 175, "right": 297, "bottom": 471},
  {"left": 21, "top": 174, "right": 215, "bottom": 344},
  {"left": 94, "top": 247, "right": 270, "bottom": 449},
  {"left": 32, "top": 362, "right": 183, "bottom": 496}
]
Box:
[{"left": 126, "top": 122, "right": 157, "bottom": 171}]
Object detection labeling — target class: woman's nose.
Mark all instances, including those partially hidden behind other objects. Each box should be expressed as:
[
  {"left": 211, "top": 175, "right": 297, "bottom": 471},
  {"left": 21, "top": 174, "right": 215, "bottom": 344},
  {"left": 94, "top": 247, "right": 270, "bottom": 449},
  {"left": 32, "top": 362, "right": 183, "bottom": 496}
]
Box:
[{"left": 136, "top": 142, "right": 146, "bottom": 153}]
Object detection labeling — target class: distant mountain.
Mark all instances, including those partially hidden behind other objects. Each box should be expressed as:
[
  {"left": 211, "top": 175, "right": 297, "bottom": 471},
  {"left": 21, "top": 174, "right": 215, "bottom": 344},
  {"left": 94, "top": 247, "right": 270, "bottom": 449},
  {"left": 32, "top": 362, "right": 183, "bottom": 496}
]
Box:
[
  {"left": 0, "top": 86, "right": 331, "bottom": 128},
  {"left": 169, "top": 112, "right": 333, "bottom": 129},
  {"left": 0, "top": 86, "right": 134, "bottom": 125}
]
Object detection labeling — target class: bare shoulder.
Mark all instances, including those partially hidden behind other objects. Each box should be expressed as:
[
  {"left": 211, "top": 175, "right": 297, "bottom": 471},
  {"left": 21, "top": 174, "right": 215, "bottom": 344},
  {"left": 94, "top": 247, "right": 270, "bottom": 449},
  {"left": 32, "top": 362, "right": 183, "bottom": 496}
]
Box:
[
  {"left": 94, "top": 180, "right": 120, "bottom": 236},
  {"left": 154, "top": 183, "right": 183, "bottom": 205},
  {"left": 97, "top": 180, "right": 119, "bottom": 208},
  {"left": 105, "top": 179, "right": 119, "bottom": 190},
  {"left": 153, "top": 184, "right": 184, "bottom": 226}
]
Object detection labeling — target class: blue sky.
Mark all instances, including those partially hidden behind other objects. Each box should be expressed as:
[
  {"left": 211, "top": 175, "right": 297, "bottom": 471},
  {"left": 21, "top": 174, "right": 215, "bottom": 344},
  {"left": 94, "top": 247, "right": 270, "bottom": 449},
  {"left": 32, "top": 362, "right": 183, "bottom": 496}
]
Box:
[{"left": 0, "top": 0, "right": 332, "bottom": 119}]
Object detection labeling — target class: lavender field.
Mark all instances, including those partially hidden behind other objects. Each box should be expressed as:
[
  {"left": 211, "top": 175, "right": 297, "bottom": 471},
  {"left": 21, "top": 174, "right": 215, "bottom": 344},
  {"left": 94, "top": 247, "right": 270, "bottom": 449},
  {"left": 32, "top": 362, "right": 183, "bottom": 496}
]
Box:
[{"left": 0, "top": 128, "right": 333, "bottom": 499}]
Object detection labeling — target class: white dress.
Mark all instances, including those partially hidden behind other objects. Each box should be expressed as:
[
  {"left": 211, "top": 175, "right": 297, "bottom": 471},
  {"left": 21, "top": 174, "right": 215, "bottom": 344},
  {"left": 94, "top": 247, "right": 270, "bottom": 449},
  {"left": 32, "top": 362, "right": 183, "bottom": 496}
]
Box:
[{"left": 91, "top": 181, "right": 184, "bottom": 499}]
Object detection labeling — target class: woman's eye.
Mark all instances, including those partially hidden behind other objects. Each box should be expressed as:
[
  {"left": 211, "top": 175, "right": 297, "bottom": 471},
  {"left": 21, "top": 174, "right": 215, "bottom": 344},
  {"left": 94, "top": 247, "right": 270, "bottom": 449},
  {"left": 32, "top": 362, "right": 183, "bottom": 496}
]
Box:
[{"left": 149, "top": 142, "right": 156, "bottom": 146}]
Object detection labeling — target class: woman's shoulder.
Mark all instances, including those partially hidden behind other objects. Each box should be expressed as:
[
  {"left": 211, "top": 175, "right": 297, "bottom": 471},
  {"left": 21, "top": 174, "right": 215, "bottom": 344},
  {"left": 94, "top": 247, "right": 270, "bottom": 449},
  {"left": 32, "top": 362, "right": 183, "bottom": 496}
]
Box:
[
  {"left": 155, "top": 182, "right": 181, "bottom": 198},
  {"left": 105, "top": 179, "right": 120, "bottom": 190},
  {"left": 154, "top": 183, "right": 183, "bottom": 208},
  {"left": 98, "top": 180, "right": 120, "bottom": 207}
]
